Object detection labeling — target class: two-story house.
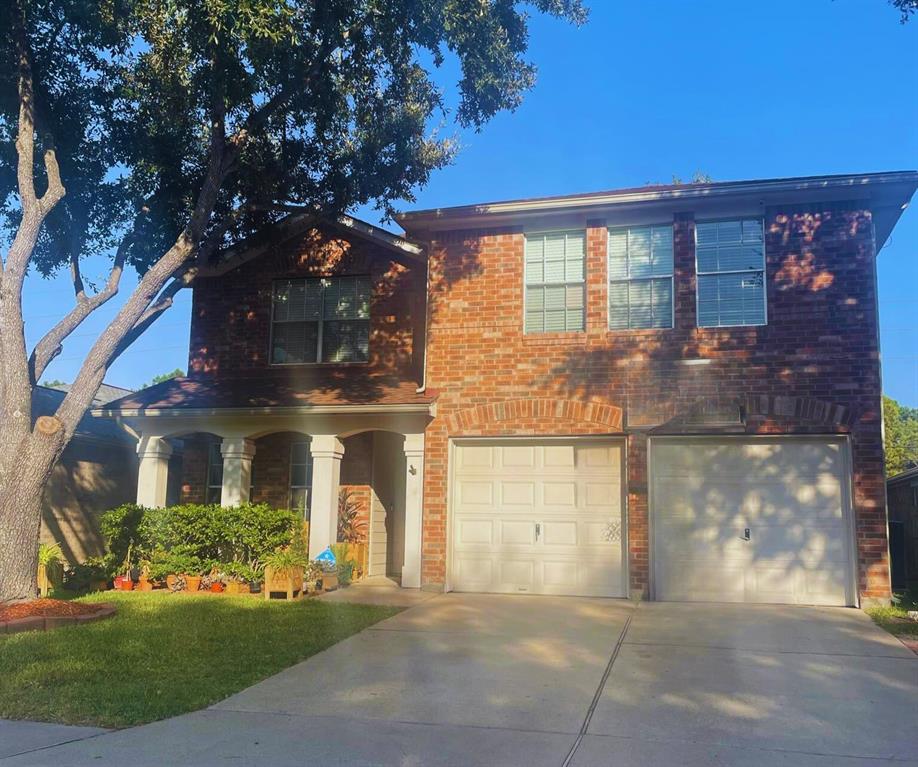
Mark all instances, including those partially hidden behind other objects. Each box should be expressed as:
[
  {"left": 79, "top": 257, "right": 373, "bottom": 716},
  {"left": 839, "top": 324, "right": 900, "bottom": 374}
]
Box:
[{"left": 98, "top": 171, "right": 918, "bottom": 606}]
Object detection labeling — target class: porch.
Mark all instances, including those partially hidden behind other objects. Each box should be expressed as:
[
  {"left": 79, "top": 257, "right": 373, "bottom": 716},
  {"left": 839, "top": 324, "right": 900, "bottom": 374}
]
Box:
[{"left": 125, "top": 408, "right": 429, "bottom": 588}]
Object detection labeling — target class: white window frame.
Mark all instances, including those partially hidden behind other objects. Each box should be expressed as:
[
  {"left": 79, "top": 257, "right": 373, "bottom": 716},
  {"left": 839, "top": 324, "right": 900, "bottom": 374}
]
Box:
[
  {"left": 523, "top": 229, "right": 586, "bottom": 334},
  {"left": 288, "top": 440, "right": 313, "bottom": 519},
  {"left": 270, "top": 275, "right": 371, "bottom": 365},
  {"left": 607, "top": 224, "right": 675, "bottom": 330},
  {"left": 694, "top": 218, "right": 767, "bottom": 328}
]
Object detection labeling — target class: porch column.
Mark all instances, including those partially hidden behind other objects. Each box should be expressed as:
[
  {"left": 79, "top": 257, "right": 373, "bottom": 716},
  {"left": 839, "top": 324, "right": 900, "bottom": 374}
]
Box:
[
  {"left": 309, "top": 435, "right": 344, "bottom": 559},
  {"left": 136, "top": 436, "right": 172, "bottom": 507},
  {"left": 220, "top": 437, "right": 256, "bottom": 507},
  {"left": 402, "top": 433, "right": 425, "bottom": 589}
]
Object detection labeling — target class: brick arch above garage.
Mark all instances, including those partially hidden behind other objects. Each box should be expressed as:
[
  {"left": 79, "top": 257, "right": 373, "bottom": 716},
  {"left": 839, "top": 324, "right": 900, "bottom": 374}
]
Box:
[{"left": 445, "top": 398, "right": 624, "bottom": 436}]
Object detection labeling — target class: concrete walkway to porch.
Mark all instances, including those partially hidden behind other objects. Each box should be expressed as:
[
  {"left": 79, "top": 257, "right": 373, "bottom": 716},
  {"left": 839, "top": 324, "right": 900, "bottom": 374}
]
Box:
[{"left": 1, "top": 594, "right": 916, "bottom": 766}]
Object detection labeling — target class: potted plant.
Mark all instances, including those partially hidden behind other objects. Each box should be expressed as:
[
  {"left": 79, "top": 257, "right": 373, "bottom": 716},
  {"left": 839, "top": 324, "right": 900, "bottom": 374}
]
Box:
[
  {"left": 37, "top": 542, "right": 64, "bottom": 597},
  {"left": 263, "top": 548, "right": 306, "bottom": 600},
  {"left": 223, "top": 562, "right": 253, "bottom": 595},
  {"left": 137, "top": 564, "right": 155, "bottom": 591},
  {"left": 206, "top": 568, "right": 225, "bottom": 593}
]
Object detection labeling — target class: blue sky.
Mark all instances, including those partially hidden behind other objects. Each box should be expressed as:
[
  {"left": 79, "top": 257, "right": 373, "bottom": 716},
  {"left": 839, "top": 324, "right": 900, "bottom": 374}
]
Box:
[{"left": 22, "top": 0, "right": 918, "bottom": 404}]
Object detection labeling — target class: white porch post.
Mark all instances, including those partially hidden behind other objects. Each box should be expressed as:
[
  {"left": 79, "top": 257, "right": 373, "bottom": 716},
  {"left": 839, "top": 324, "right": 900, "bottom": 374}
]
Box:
[
  {"left": 220, "top": 438, "right": 256, "bottom": 507},
  {"left": 136, "top": 436, "right": 172, "bottom": 507},
  {"left": 402, "top": 433, "right": 425, "bottom": 589},
  {"left": 309, "top": 435, "right": 344, "bottom": 559}
]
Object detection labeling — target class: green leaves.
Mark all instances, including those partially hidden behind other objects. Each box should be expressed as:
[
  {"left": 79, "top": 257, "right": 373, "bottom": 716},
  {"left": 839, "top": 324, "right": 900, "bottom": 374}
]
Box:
[
  {"left": 2, "top": 0, "right": 588, "bottom": 274},
  {"left": 883, "top": 395, "right": 918, "bottom": 477}
]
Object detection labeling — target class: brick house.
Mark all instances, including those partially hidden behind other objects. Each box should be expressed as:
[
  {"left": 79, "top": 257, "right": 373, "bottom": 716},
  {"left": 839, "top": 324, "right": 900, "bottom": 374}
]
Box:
[{"left": 97, "top": 171, "right": 918, "bottom": 605}]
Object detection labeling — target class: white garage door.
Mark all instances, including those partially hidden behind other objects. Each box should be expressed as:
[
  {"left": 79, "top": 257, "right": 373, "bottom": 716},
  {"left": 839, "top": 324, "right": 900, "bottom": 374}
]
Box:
[
  {"left": 651, "top": 437, "right": 855, "bottom": 606},
  {"left": 450, "top": 439, "right": 625, "bottom": 597}
]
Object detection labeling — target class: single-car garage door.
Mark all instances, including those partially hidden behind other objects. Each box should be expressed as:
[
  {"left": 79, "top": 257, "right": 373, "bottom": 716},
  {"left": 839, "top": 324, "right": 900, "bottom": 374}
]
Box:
[
  {"left": 450, "top": 439, "right": 625, "bottom": 597},
  {"left": 651, "top": 437, "right": 855, "bottom": 606}
]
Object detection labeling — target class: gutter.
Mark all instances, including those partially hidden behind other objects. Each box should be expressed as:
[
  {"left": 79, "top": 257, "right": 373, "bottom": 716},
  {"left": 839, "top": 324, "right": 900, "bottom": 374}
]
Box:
[
  {"left": 91, "top": 402, "right": 436, "bottom": 419},
  {"left": 396, "top": 171, "right": 918, "bottom": 228}
]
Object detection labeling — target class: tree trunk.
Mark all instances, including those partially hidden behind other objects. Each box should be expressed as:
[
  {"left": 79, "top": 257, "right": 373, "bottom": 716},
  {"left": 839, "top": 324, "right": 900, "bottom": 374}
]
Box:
[{"left": 0, "top": 429, "right": 64, "bottom": 603}]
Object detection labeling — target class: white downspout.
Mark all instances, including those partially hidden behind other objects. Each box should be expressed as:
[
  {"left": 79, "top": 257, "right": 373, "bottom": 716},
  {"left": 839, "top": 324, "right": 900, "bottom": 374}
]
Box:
[{"left": 416, "top": 241, "right": 431, "bottom": 394}]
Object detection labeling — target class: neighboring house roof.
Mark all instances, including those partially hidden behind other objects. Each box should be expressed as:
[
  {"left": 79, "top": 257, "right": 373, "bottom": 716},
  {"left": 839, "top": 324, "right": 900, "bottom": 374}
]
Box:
[
  {"left": 34, "top": 385, "right": 136, "bottom": 444},
  {"left": 49, "top": 382, "right": 135, "bottom": 405},
  {"left": 199, "top": 212, "right": 425, "bottom": 278},
  {"left": 888, "top": 465, "right": 918, "bottom": 487},
  {"left": 395, "top": 170, "right": 918, "bottom": 251},
  {"left": 94, "top": 370, "right": 436, "bottom": 416}
]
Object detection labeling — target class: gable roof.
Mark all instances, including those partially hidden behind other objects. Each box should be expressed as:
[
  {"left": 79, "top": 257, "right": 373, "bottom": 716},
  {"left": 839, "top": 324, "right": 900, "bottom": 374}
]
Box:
[
  {"left": 395, "top": 171, "right": 918, "bottom": 252},
  {"left": 199, "top": 213, "right": 425, "bottom": 278}
]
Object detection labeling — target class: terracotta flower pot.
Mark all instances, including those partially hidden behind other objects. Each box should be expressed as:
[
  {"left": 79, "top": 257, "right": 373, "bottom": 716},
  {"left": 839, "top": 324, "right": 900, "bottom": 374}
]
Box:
[
  {"left": 138, "top": 579, "right": 154, "bottom": 592},
  {"left": 183, "top": 575, "right": 202, "bottom": 592},
  {"left": 210, "top": 582, "right": 224, "bottom": 593},
  {"left": 118, "top": 578, "right": 134, "bottom": 591}
]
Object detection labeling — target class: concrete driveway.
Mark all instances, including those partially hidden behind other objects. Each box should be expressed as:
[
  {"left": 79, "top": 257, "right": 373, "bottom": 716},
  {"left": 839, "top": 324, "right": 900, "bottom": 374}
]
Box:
[{"left": 2, "top": 594, "right": 916, "bottom": 766}]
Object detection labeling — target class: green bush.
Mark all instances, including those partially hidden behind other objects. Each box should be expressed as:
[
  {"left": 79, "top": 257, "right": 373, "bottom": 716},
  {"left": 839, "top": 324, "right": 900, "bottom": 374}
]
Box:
[{"left": 93, "top": 502, "right": 300, "bottom": 579}]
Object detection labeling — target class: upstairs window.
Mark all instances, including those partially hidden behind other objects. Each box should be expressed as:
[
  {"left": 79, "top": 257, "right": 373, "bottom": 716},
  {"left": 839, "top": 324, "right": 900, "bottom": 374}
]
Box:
[
  {"left": 608, "top": 225, "right": 674, "bottom": 329},
  {"left": 271, "top": 276, "right": 371, "bottom": 364},
  {"left": 696, "top": 219, "right": 766, "bottom": 327},
  {"left": 524, "top": 231, "right": 585, "bottom": 333}
]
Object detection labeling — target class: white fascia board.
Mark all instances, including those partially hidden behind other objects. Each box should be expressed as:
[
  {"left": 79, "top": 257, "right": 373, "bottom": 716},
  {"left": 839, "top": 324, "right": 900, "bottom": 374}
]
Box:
[{"left": 91, "top": 402, "right": 435, "bottom": 418}]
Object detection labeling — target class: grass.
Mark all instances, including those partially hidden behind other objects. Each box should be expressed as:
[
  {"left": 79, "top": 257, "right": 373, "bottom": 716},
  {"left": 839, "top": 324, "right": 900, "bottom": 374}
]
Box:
[
  {"left": 865, "top": 588, "right": 918, "bottom": 640},
  {"left": 0, "top": 591, "right": 400, "bottom": 728}
]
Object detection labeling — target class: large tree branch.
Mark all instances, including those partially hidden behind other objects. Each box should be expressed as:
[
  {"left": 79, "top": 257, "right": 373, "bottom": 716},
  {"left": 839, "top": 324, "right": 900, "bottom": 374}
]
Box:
[
  {"left": 53, "top": 48, "right": 231, "bottom": 437},
  {"left": 28, "top": 230, "right": 135, "bottom": 383}
]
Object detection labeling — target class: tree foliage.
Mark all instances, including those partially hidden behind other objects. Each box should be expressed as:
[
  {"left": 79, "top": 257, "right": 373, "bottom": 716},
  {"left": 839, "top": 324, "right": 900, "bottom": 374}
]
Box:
[
  {"left": 1, "top": 0, "right": 588, "bottom": 276},
  {"left": 883, "top": 395, "right": 918, "bottom": 476},
  {"left": 890, "top": 0, "right": 917, "bottom": 22}
]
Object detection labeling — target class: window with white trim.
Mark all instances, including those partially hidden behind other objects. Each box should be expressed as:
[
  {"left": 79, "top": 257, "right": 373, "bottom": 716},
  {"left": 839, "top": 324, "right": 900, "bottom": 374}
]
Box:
[
  {"left": 524, "top": 231, "right": 585, "bottom": 333},
  {"left": 695, "top": 219, "right": 766, "bottom": 327},
  {"left": 288, "top": 441, "right": 313, "bottom": 519},
  {"left": 205, "top": 442, "right": 223, "bottom": 504},
  {"left": 608, "top": 225, "right": 674, "bottom": 329},
  {"left": 271, "top": 275, "right": 371, "bottom": 364}
]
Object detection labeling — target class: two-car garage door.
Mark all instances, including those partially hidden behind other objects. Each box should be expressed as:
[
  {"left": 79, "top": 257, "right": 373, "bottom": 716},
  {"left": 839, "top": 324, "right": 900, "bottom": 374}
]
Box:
[
  {"left": 450, "top": 439, "right": 626, "bottom": 597},
  {"left": 449, "top": 435, "right": 856, "bottom": 606},
  {"left": 651, "top": 437, "right": 856, "bottom": 606}
]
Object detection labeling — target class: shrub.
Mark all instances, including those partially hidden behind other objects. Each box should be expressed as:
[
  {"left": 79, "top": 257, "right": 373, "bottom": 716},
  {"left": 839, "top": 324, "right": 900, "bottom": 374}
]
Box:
[
  {"left": 95, "top": 502, "right": 300, "bottom": 578},
  {"left": 99, "top": 503, "right": 146, "bottom": 569}
]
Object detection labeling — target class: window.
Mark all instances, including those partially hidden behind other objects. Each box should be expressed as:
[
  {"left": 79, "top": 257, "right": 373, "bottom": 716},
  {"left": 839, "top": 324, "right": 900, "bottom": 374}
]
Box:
[
  {"left": 608, "top": 225, "right": 674, "bottom": 329},
  {"left": 695, "top": 219, "right": 766, "bottom": 327},
  {"left": 524, "top": 231, "right": 585, "bottom": 333},
  {"left": 205, "top": 442, "right": 223, "bottom": 504},
  {"left": 271, "top": 275, "right": 371, "bottom": 364},
  {"left": 289, "top": 441, "right": 313, "bottom": 519}
]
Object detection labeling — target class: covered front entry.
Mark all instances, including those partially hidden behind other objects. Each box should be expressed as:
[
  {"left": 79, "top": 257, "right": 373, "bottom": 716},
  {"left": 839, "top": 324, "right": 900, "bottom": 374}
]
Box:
[
  {"left": 126, "top": 408, "right": 429, "bottom": 588},
  {"left": 650, "top": 436, "right": 856, "bottom": 606},
  {"left": 449, "top": 438, "right": 626, "bottom": 597}
]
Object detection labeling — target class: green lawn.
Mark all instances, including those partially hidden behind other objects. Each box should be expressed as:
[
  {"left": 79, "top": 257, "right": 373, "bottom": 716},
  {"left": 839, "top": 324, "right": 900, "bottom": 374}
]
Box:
[
  {"left": 0, "top": 591, "right": 400, "bottom": 728},
  {"left": 865, "top": 589, "right": 918, "bottom": 640}
]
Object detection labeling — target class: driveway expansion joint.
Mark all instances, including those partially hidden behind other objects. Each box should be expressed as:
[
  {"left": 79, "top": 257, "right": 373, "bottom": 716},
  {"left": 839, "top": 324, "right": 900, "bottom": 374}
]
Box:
[{"left": 560, "top": 604, "right": 636, "bottom": 767}]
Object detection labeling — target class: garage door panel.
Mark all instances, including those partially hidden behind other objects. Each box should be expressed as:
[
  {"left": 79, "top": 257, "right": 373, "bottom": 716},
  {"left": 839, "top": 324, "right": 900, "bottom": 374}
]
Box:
[
  {"left": 499, "top": 520, "right": 537, "bottom": 546},
  {"left": 652, "top": 438, "right": 853, "bottom": 606},
  {"left": 451, "top": 439, "right": 625, "bottom": 597}
]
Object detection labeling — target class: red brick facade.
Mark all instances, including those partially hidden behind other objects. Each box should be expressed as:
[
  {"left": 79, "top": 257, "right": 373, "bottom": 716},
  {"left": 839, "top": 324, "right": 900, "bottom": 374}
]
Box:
[
  {"left": 188, "top": 223, "right": 424, "bottom": 382},
  {"left": 414, "top": 200, "right": 890, "bottom": 600}
]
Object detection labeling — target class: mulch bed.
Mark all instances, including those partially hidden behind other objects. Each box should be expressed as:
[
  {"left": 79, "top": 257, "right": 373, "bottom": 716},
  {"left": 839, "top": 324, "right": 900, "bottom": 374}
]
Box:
[{"left": 0, "top": 598, "right": 103, "bottom": 622}]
